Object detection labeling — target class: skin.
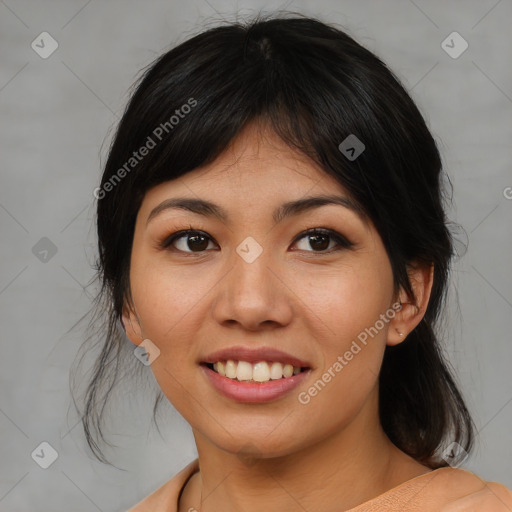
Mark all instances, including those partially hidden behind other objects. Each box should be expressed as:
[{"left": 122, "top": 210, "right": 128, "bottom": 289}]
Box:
[{"left": 122, "top": 120, "right": 436, "bottom": 512}]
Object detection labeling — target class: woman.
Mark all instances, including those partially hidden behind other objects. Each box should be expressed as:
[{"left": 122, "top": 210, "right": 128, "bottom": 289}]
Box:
[{"left": 78, "top": 13, "right": 512, "bottom": 511}]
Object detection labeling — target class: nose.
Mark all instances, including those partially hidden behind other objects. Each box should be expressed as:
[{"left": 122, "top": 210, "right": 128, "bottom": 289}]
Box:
[{"left": 211, "top": 245, "right": 293, "bottom": 331}]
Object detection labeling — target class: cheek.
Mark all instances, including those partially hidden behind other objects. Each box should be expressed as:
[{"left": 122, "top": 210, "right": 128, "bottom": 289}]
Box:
[
  {"left": 296, "top": 291, "right": 388, "bottom": 433},
  {"left": 297, "top": 257, "right": 394, "bottom": 346},
  {"left": 293, "top": 257, "right": 392, "bottom": 409},
  {"left": 130, "top": 249, "right": 213, "bottom": 335},
  {"left": 127, "top": 253, "right": 212, "bottom": 389}
]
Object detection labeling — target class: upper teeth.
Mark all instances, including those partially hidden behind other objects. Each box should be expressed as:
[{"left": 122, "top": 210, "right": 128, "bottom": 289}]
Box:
[{"left": 212, "top": 360, "right": 302, "bottom": 382}]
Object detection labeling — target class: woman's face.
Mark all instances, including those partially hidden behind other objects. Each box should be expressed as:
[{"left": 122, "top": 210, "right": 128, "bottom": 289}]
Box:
[{"left": 123, "top": 122, "right": 404, "bottom": 459}]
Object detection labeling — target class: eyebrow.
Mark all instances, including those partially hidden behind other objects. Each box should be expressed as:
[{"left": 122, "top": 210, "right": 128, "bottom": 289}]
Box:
[{"left": 146, "top": 194, "right": 366, "bottom": 227}]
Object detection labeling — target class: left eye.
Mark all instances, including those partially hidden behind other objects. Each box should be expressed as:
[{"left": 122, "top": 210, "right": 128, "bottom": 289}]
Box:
[
  {"left": 161, "top": 228, "right": 352, "bottom": 254},
  {"left": 292, "top": 228, "right": 353, "bottom": 252}
]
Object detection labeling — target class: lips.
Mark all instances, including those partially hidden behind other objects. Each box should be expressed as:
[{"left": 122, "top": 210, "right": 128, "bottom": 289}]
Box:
[
  {"left": 201, "top": 364, "right": 312, "bottom": 403},
  {"left": 199, "top": 346, "right": 313, "bottom": 402}
]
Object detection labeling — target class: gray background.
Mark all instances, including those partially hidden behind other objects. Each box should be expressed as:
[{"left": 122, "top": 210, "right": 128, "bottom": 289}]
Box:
[{"left": 1, "top": 0, "right": 511, "bottom": 510}]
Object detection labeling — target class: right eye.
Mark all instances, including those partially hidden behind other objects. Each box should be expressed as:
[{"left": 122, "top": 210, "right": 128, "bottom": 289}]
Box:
[{"left": 161, "top": 229, "right": 217, "bottom": 254}]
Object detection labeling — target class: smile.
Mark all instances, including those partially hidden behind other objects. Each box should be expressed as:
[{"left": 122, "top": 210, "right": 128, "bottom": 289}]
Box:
[
  {"left": 206, "top": 360, "right": 308, "bottom": 383},
  {"left": 201, "top": 361, "right": 311, "bottom": 403}
]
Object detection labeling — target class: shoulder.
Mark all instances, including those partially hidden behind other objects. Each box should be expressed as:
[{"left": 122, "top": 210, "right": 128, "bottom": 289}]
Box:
[
  {"left": 127, "top": 458, "right": 200, "bottom": 512},
  {"left": 352, "top": 466, "right": 512, "bottom": 511},
  {"left": 423, "top": 467, "right": 512, "bottom": 511}
]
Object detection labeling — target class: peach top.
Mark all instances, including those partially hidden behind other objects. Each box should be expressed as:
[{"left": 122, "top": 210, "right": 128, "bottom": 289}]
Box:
[{"left": 127, "top": 458, "right": 512, "bottom": 511}]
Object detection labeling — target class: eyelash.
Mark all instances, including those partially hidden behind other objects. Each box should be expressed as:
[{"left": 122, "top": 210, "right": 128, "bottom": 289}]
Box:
[{"left": 159, "top": 225, "right": 354, "bottom": 256}]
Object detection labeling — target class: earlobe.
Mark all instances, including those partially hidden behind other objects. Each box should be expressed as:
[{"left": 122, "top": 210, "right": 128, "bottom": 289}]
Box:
[
  {"left": 121, "top": 305, "right": 143, "bottom": 346},
  {"left": 387, "top": 263, "right": 434, "bottom": 346}
]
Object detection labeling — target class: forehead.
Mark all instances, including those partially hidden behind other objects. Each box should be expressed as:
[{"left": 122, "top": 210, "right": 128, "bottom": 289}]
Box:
[{"left": 143, "top": 121, "right": 349, "bottom": 207}]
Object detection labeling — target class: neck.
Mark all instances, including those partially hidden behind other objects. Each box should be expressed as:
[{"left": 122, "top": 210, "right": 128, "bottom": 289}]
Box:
[{"left": 185, "top": 391, "right": 429, "bottom": 512}]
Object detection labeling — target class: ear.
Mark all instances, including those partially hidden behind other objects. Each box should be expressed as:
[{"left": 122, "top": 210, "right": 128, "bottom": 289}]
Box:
[
  {"left": 121, "top": 302, "right": 143, "bottom": 346},
  {"left": 387, "top": 262, "right": 434, "bottom": 346}
]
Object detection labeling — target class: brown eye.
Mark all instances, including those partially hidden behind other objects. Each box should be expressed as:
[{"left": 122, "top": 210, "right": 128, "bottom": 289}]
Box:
[
  {"left": 292, "top": 228, "right": 353, "bottom": 253},
  {"left": 162, "top": 230, "right": 216, "bottom": 253}
]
